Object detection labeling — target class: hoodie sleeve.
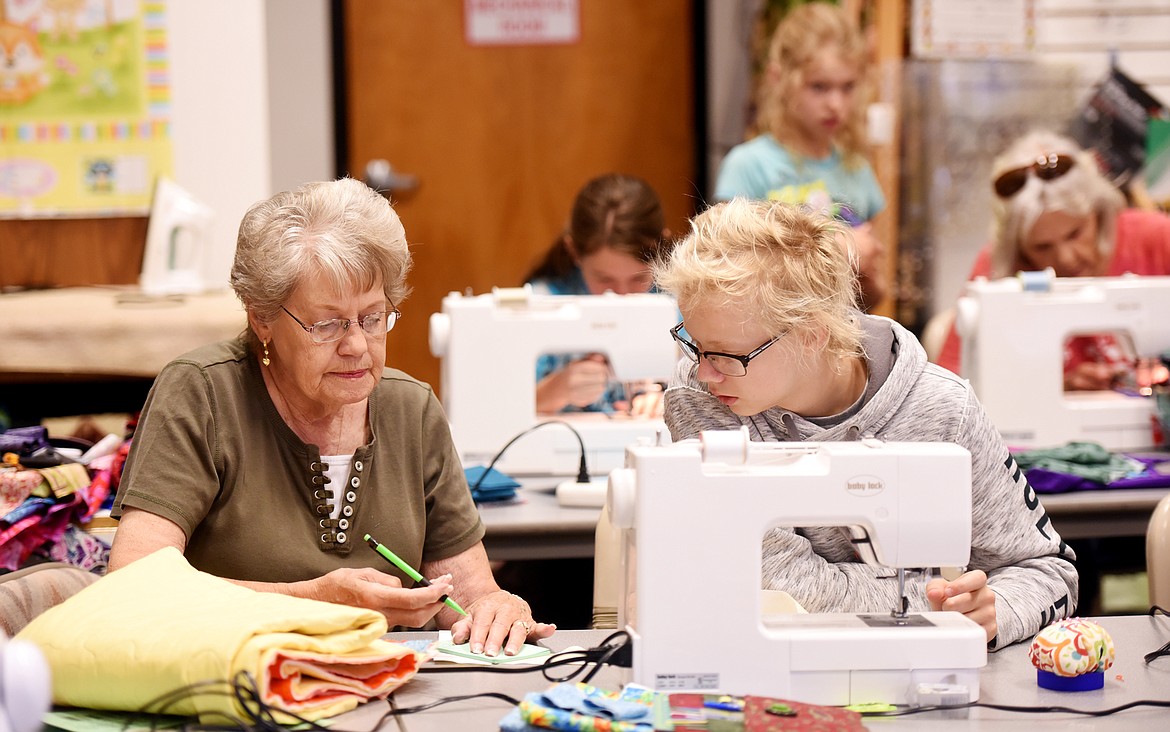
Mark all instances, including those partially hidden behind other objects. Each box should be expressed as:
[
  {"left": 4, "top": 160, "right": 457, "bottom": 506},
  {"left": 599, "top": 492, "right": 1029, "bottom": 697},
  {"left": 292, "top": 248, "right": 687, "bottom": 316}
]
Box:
[
  {"left": 663, "top": 358, "right": 746, "bottom": 440},
  {"left": 954, "top": 384, "right": 1079, "bottom": 648}
]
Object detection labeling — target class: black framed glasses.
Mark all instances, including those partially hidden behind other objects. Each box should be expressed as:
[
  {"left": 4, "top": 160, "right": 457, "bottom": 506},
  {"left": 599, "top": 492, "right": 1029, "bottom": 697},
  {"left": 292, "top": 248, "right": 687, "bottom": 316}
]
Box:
[
  {"left": 670, "top": 321, "right": 783, "bottom": 377},
  {"left": 993, "top": 153, "right": 1076, "bottom": 198},
  {"left": 282, "top": 305, "right": 401, "bottom": 344}
]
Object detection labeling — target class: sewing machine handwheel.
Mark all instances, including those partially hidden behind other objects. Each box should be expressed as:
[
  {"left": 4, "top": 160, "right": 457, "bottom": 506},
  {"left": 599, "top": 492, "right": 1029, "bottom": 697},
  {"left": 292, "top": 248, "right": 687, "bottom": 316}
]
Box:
[
  {"left": 428, "top": 313, "right": 450, "bottom": 357},
  {"left": 608, "top": 468, "right": 636, "bottom": 528}
]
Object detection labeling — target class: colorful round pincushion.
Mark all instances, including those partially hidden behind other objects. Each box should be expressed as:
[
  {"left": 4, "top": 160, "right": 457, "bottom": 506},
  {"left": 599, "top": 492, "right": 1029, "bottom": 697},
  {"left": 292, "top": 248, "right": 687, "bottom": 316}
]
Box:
[{"left": 1028, "top": 618, "right": 1115, "bottom": 691}]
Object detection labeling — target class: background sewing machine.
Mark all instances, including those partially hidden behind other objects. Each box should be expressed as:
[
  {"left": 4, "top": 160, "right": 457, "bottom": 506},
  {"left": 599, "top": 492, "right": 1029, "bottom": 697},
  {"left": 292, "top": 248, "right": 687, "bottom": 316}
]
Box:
[
  {"left": 607, "top": 428, "right": 986, "bottom": 706},
  {"left": 956, "top": 272, "right": 1170, "bottom": 450},
  {"left": 429, "top": 287, "right": 679, "bottom": 478}
]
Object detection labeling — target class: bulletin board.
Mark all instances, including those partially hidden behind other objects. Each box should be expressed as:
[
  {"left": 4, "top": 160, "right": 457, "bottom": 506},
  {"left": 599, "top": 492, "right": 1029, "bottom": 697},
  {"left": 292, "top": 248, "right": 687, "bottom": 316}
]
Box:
[
  {"left": 911, "top": 0, "right": 1035, "bottom": 59},
  {"left": 0, "top": 0, "right": 172, "bottom": 217}
]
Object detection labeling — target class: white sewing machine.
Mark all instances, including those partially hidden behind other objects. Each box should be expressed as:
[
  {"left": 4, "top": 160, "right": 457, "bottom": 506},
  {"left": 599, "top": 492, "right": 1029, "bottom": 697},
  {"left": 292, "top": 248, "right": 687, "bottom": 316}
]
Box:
[
  {"left": 607, "top": 429, "right": 986, "bottom": 706},
  {"left": 956, "top": 272, "right": 1170, "bottom": 450},
  {"left": 429, "top": 287, "right": 679, "bottom": 477}
]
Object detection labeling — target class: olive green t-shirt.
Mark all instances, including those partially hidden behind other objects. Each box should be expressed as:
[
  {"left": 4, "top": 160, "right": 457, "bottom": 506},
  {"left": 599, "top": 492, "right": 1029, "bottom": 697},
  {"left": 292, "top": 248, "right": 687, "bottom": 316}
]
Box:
[{"left": 113, "top": 338, "right": 485, "bottom": 584}]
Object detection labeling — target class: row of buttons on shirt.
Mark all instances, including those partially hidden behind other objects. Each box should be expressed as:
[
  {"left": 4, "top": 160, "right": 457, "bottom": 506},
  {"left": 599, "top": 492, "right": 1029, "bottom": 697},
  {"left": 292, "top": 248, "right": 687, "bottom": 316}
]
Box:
[{"left": 313, "top": 458, "right": 364, "bottom": 546}]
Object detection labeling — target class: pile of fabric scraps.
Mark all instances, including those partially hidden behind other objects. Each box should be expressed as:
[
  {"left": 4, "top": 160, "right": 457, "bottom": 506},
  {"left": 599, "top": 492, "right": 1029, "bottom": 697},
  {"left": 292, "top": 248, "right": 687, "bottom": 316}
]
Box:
[
  {"left": 16, "top": 546, "right": 425, "bottom": 723},
  {"left": 500, "top": 682, "right": 657, "bottom": 731},
  {"left": 1013, "top": 440, "right": 1170, "bottom": 493},
  {"left": 664, "top": 693, "right": 865, "bottom": 731},
  {"left": 499, "top": 685, "right": 867, "bottom": 731},
  {"left": 464, "top": 464, "right": 521, "bottom": 503},
  {"left": 0, "top": 425, "right": 125, "bottom": 572}
]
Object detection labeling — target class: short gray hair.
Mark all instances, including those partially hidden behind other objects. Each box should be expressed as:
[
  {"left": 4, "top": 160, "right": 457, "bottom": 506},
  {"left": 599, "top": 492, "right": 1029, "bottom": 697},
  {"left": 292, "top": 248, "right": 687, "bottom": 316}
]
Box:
[
  {"left": 990, "top": 129, "right": 1125, "bottom": 278},
  {"left": 230, "top": 178, "right": 412, "bottom": 336},
  {"left": 654, "top": 198, "right": 863, "bottom": 364}
]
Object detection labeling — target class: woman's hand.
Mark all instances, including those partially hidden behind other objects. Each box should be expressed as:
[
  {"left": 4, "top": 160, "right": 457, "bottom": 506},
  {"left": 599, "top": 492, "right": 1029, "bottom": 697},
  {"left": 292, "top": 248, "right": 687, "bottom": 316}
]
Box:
[
  {"left": 627, "top": 383, "right": 665, "bottom": 418},
  {"left": 449, "top": 590, "right": 556, "bottom": 657},
  {"left": 296, "top": 567, "right": 454, "bottom": 628},
  {"left": 1063, "top": 362, "right": 1118, "bottom": 391},
  {"left": 926, "top": 569, "right": 997, "bottom": 643},
  {"left": 535, "top": 354, "right": 611, "bottom": 413}
]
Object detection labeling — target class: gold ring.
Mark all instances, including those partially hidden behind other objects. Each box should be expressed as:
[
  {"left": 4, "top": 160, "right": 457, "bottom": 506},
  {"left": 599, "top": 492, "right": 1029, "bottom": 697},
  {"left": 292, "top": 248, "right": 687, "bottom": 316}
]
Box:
[{"left": 514, "top": 619, "right": 531, "bottom": 632}]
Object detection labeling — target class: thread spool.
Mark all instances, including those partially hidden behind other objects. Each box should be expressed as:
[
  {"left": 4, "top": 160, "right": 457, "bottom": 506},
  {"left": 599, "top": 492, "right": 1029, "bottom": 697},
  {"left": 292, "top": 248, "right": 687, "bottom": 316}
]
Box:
[
  {"left": 1017, "top": 268, "right": 1056, "bottom": 292},
  {"left": 700, "top": 425, "right": 751, "bottom": 465}
]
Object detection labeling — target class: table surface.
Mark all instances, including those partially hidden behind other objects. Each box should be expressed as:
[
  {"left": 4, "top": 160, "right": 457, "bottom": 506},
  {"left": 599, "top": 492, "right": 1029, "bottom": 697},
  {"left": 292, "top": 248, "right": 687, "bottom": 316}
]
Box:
[
  {"left": 1041, "top": 487, "right": 1169, "bottom": 539},
  {"left": 327, "top": 616, "right": 1170, "bottom": 730},
  {"left": 478, "top": 480, "right": 601, "bottom": 561},
  {"left": 0, "top": 286, "right": 245, "bottom": 378}
]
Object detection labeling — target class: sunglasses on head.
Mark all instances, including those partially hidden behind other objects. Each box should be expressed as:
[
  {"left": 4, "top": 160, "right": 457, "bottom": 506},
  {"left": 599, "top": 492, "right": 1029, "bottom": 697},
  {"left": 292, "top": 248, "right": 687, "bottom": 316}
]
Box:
[{"left": 993, "top": 153, "right": 1076, "bottom": 198}]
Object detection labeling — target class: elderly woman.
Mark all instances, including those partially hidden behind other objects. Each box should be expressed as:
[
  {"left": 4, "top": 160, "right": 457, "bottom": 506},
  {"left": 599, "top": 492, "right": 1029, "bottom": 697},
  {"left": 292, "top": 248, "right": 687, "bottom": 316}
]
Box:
[
  {"left": 936, "top": 130, "right": 1170, "bottom": 388},
  {"left": 109, "top": 178, "right": 553, "bottom": 657},
  {"left": 658, "top": 198, "right": 1078, "bottom": 647}
]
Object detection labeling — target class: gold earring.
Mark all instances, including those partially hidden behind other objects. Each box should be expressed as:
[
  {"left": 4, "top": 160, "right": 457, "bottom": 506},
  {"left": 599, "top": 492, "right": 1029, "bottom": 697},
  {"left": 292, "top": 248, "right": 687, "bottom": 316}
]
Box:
[{"left": 262, "top": 340, "right": 270, "bottom": 367}]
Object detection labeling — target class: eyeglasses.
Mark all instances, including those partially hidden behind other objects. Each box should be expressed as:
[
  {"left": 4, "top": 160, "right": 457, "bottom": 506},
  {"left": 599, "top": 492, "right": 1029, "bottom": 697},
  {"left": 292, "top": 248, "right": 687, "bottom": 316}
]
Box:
[
  {"left": 670, "top": 322, "right": 783, "bottom": 377},
  {"left": 993, "top": 153, "right": 1076, "bottom": 198},
  {"left": 282, "top": 305, "right": 401, "bottom": 344}
]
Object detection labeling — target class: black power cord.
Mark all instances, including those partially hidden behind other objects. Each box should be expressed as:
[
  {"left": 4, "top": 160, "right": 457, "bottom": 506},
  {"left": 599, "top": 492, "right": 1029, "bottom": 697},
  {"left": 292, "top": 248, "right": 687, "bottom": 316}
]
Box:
[
  {"left": 1144, "top": 604, "right": 1170, "bottom": 664},
  {"left": 419, "top": 630, "right": 633, "bottom": 686},
  {"left": 864, "top": 698, "right": 1170, "bottom": 718},
  {"left": 121, "top": 670, "right": 333, "bottom": 732},
  {"left": 355, "top": 632, "right": 637, "bottom": 726},
  {"left": 470, "top": 419, "right": 590, "bottom": 493}
]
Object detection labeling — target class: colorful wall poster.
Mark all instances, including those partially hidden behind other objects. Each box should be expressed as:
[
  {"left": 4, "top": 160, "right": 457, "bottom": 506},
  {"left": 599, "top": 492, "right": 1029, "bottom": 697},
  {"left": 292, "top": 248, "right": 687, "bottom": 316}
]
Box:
[{"left": 0, "top": 0, "right": 171, "bottom": 217}]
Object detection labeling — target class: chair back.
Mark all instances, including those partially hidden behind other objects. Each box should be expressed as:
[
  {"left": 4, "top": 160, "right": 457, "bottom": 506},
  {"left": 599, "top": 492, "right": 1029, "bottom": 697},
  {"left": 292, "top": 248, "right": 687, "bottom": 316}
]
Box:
[
  {"left": 1147, "top": 493, "right": 1170, "bottom": 608},
  {"left": 592, "top": 507, "right": 620, "bottom": 629}
]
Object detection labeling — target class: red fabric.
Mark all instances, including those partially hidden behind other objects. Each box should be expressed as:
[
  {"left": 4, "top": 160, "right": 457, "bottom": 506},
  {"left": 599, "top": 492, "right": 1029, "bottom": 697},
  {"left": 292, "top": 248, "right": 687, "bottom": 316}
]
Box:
[
  {"left": 936, "top": 208, "right": 1170, "bottom": 375},
  {"left": 742, "top": 695, "right": 865, "bottom": 731},
  {"left": 263, "top": 649, "right": 420, "bottom": 709}
]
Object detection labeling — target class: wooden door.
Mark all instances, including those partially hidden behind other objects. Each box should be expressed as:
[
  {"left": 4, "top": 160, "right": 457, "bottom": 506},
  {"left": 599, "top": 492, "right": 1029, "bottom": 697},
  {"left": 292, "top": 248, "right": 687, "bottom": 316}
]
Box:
[{"left": 341, "top": 1, "right": 697, "bottom": 393}]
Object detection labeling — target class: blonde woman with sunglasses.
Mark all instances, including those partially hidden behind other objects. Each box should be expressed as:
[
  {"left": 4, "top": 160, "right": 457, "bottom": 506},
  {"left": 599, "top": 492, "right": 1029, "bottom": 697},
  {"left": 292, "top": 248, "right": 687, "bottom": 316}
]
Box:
[{"left": 936, "top": 130, "right": 1170, "bottom": 389}]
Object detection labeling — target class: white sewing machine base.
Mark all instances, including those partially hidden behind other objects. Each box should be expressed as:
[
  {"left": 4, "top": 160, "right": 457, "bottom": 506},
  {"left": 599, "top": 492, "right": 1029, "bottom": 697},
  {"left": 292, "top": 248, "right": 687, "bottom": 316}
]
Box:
[{"left": 629, "top": 610, "right": 984, "bottom": 705}]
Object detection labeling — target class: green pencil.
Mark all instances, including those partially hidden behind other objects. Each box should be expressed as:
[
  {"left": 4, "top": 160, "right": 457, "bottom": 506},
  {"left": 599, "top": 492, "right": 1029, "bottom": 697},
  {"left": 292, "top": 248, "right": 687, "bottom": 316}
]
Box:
[{"left": 364, "top": 533, "right": 468, "bottom": 616}]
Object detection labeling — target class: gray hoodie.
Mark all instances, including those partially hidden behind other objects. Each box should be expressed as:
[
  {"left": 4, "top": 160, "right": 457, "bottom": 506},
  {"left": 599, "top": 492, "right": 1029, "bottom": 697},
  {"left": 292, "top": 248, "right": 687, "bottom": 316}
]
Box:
[{"left": 664, "top": 314, "right": 1078, "bottom": 648}]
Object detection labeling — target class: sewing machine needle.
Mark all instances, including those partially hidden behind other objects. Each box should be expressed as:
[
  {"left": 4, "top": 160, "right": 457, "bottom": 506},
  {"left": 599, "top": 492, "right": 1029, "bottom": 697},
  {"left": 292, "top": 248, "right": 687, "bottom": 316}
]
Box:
[{"left": 893, "top": 568, "right": 909, "bottom": 618}]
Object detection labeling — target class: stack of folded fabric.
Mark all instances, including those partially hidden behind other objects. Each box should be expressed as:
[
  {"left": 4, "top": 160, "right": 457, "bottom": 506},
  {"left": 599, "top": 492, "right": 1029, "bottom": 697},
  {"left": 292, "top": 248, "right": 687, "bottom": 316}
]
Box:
[
  {"left": 16, "top": 547, "right": 424, "bottom": 723},
  {"left": 1013, "top": 441, "right": 1170, "bottom": 493},
  {"left": 0, "top": 460, "right": 108, "bottom": 571}
]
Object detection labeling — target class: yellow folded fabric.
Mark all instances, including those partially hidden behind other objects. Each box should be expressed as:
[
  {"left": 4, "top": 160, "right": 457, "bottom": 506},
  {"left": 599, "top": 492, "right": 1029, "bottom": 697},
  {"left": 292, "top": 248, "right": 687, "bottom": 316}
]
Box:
[
  {"left": 16, "top": 547, "right": 422, "bottom": 722},
  {"left": 37, "top": 463, "right": 91, "bottom": 499}
]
